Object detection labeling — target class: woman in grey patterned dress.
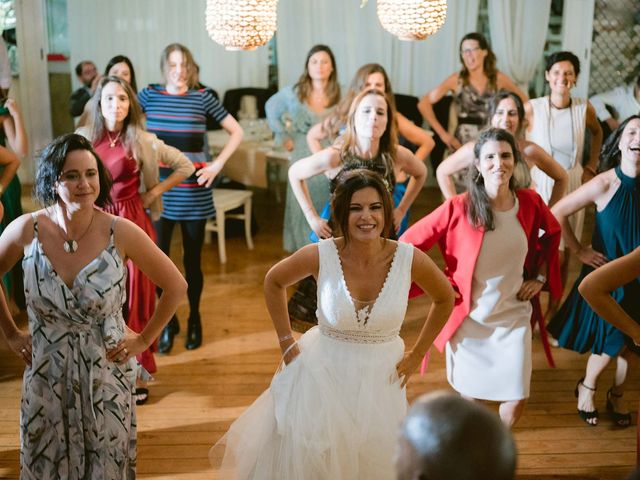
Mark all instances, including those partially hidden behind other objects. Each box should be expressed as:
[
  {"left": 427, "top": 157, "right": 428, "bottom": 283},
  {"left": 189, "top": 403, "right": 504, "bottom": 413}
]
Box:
[{"left": 0, "top": 134, "right": 186, "bottom": 479}]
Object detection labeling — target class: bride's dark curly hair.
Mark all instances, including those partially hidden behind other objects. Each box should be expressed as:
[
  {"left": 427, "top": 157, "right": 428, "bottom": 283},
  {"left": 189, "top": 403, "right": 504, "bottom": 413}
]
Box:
[{"left": 331, "top": 168, "right": 394, "bottom": 244}]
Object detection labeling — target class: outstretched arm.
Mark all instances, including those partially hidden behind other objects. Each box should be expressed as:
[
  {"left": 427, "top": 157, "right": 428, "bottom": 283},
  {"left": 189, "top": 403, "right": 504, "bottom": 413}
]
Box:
[
  {"left": 497, "top": 71, "right": 529, "bottom": 103},
  {"left": 0, "top": 145, "right": 19, "bottom": 196},
  {"left": 417, "top": 74, "right": 460, "bottom": 151},
  {"left": 579, "top": 247, "right": 640, "bottom": 343},
  {"left": 2, "top": 99, "right": 28, "bottom": 157}
]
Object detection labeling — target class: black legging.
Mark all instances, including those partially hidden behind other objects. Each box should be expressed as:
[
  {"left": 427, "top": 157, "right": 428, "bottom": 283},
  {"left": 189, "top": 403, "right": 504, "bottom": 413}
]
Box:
[{"left": 154, "top": 217, "right": 206, "bottom": 318}]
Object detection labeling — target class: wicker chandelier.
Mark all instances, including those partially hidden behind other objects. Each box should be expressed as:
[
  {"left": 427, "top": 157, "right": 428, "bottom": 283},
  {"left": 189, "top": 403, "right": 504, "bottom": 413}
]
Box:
[
  {"left": 205, "top": 0, "right": 278, "bottom": 51},
  {"left": 377, "top": 0, "right": 447, "bottom": 41}
]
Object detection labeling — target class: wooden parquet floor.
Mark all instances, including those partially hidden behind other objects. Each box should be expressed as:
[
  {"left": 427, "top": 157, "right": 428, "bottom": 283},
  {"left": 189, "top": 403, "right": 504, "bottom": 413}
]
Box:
[{"left": 0, "top": 187, "right": 637, "bottom": 479}]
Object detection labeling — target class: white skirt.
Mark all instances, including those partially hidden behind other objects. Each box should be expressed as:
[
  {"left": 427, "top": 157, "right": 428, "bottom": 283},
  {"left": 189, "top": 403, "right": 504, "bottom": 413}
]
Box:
[{"left": 210, "top": 327, "right": 407, "bottom": 480}]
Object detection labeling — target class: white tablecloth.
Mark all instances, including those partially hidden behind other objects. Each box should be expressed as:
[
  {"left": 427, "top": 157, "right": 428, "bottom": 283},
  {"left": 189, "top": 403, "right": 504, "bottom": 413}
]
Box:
[{"left": 208, "top": 130, "right": 289, "bottom": 189}]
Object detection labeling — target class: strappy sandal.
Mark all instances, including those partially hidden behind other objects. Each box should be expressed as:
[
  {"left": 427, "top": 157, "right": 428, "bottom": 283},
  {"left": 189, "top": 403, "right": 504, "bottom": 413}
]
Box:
[
  {"left": 606, "top": 387, "right": 631, "bottom": 428},
  {"left": 135, "top": 387, "right": 149, "bottom": 406},
  {"left": 574, "top": 378, "right": 598, "bottom": 426}
]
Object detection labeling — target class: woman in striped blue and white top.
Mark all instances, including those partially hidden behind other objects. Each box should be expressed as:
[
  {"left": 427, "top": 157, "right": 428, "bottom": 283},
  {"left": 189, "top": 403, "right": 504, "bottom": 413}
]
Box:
[{"left": 138, "top": 43, "right": 243, "bottom": 353}]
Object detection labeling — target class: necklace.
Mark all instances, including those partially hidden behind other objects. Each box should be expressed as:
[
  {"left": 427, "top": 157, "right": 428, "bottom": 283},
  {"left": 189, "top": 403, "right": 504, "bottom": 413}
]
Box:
[
  {"left": 106, "top": 130, "right": 121, "bottom": 148},
  {"left": 547, "top": 96, "right": 575, "bottom": 162},
  {"left": 55, "top": 209, "right": 96, "bottom": 254}
]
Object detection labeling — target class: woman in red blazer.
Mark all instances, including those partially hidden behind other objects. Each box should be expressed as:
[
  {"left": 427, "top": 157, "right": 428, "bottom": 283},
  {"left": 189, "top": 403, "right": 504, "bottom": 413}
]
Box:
[{"left": 401, "top": 128, "right": 561, "bottom": 427}]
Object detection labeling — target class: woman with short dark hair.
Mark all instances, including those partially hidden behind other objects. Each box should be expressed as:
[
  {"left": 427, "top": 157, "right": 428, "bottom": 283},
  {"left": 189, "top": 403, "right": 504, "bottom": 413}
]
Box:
[{"left": 0, "top": 133, "right": 186, "bottom": 478}]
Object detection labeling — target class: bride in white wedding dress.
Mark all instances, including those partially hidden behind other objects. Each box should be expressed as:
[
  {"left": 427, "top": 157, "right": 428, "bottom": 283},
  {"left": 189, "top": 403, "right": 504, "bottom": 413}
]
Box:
[{"left": 210, "top": 169, "right": 454, "bottom": 479}]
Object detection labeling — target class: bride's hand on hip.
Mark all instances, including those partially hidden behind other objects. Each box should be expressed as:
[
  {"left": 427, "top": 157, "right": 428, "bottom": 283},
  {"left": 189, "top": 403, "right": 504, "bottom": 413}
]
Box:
[
  {"left": 396, "top": 350, "right": 422, "bottom": 388},
  {"left": 281, "top": 339, "right": 301, "bottom": 365}
]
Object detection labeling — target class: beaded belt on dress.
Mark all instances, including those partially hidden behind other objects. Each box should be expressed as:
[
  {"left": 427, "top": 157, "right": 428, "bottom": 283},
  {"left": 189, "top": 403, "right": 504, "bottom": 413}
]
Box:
[{"left": 319, "top": 324, "right": 398, "bottom": 344}]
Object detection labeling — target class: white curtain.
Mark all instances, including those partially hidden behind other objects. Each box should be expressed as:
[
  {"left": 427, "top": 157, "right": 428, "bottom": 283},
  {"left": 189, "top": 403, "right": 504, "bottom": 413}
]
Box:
[
  {"left": 275, "top": 0, "right": 480, "bottom": 97},
  {"left": 488, "top": 0, "right": 551, "bottom": 92},
  {"left": 67, "top": 0, "right": 270, "bottom": 96},
  {"left": 561, "top": 0, "right": 595, "bottom": 98}
]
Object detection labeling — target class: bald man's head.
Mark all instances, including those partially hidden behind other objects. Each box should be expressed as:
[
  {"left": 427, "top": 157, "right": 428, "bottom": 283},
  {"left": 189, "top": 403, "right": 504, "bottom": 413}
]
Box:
[{"left": 396, "top": 392, "right": 517, "bottom": 480}]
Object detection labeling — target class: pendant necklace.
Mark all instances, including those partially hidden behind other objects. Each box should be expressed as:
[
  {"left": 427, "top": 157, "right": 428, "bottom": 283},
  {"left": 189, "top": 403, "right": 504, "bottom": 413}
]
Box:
[
  {"left": 106, "top": 130, "right": 121, "bottom": 148},
  {"left": 56, "top": 209, "right": 96, "bottom": 254}
]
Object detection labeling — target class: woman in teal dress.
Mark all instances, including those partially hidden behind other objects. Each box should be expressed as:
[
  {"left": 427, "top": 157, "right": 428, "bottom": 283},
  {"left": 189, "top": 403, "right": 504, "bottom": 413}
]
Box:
[
  {"left": 0, "top": 98, "right": 28, "bottom": 310},
  {"left": 265, "top": 44, "right": 340, "bottom": 252},
  {"left": 548, "top": 115, "right": 640, "bottom": 427}
]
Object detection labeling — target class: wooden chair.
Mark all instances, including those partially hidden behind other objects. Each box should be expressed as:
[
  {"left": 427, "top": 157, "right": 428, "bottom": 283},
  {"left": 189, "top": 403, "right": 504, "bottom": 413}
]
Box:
[{"left": 204, "top": 189, "right": 254, "bottom": 264}]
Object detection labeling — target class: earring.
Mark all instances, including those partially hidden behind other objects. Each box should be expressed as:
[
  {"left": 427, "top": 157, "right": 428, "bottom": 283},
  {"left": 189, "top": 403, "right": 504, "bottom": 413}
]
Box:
[{"left": 475, "top": 171, "right": 482, "bottom": 183}]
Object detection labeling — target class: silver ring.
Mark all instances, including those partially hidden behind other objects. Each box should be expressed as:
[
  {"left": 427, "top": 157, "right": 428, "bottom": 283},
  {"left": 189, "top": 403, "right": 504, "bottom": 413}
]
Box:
[
  {"left": 20, "top": 348, "right": 26, "bottom": 353},
  {"left": 123, "top": 348, "right": 128, "bottom": 355}
]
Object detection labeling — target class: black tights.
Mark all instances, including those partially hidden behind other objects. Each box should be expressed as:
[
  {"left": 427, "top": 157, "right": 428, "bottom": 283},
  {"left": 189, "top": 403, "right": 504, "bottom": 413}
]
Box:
[{"left": 154, "top": 217, "right": 206, "bottom": 320}]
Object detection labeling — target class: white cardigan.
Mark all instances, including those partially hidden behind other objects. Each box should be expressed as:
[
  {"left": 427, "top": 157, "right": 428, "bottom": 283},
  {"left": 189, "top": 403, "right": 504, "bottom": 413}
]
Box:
[{"left": 76, "top": 127, "right": 195, "bottom": 220}]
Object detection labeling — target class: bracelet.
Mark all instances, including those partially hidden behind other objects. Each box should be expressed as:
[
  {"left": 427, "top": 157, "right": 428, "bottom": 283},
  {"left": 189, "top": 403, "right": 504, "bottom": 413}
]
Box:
[{"left": 278, "top": 333, "right": 293, "bottom": 343}]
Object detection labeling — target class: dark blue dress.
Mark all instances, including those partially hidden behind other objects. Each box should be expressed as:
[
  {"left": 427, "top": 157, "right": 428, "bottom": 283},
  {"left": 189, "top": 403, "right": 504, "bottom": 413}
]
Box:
[{"left": 548, "top": 166, "right": 640, "bottom": 356}]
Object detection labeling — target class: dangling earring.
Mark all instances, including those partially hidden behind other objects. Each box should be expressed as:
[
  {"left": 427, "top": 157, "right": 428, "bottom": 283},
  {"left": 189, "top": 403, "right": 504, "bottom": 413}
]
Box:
[{"left": 475, "top": 171, "right": 482, "bottom": 183}]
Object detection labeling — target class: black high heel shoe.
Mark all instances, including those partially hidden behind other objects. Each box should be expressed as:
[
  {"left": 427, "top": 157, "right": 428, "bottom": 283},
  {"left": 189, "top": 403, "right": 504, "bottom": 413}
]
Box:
[
  {"left": 185, "top": 314, "right": 202, "bottom": 350},
  {"left": 574, "top": 378, "right": 598, "bottom": 426},
  {"left": 158, "top": 316, "right": 180, "bottom": 354},
  {"left": 606, "top": 387, "right": 631, "bottom": 427}
]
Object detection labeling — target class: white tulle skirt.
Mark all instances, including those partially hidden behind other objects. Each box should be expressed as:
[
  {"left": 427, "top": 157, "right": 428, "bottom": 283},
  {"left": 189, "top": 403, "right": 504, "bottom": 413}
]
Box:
[{"left": 210, "top": 326, "right": 407, "bottom": 480}]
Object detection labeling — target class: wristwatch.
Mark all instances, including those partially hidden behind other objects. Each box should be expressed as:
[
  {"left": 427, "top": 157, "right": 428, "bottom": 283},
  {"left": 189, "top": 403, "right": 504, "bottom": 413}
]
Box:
[{"left": 535, "top": 273, "right": 547, "bottom": 285}]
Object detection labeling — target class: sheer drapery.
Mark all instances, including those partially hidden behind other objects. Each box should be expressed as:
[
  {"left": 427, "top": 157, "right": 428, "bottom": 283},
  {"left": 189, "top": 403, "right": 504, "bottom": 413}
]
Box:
[
  {"left": 67, "top": 0, "right": 270, "bottom": 94},
  {"left": 275, "top": 0, "right": 480, "bottom": 96},
  {"left": 67, "top": 0, "right": 480, "bottom": 99},
  {"left": 488, "top": 0, "right": 551, "bottom": 93},
  {"left": 561, "top": 0, "right": 595, "bottom": 98}
]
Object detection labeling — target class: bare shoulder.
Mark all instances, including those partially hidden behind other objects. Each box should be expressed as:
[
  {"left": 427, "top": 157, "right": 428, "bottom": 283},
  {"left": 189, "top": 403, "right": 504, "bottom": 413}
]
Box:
[
  {"left": 395, "top": 145, "right": 414, "bottom": 162},
  {"left": 1, "top": 210, "right": 38, "bottom": 246},
  {"left": 111, "top": 214, "right": 145, "bottom": 240},
  {"left": 410, "top": 245, "right": 436, "bottom": 271}
]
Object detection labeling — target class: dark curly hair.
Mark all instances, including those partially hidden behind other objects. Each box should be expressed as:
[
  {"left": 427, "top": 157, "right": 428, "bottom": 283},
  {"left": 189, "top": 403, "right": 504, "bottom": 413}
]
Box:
[
  {"left": 598, "top": 114, "right": 640, "bottom": 172},
  {"left": 545, "top": 51, "right": 581, "bottom": 76},
  {"left": 104, "top": 55, "right": 138, "bottom": 93},
  {"left": 34, "top": 133, "right": 112, "bottom": 207},
  {"left": 330, "top": 168, "right": 394, "bottom": 244}
]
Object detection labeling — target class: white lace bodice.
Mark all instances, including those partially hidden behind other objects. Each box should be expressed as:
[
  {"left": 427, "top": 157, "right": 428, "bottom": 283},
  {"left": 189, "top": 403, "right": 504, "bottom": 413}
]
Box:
[{"left": 316, "top": 239, "right": 413, "bottom": 343}]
